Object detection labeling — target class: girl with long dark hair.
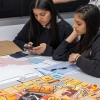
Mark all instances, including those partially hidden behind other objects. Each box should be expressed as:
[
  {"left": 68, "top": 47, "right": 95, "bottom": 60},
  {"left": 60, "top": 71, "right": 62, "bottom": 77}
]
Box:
[
  {"left": 13, "top": 0, "right": 73, "bottom": 56},
  {"left": 53, "top": 4, "right": 100, "bottom": 77}
]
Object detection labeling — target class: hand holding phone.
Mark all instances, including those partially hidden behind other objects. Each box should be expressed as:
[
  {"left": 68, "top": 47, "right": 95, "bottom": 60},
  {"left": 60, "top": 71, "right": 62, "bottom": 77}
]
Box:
[{"left": 23, "top": 46, "right": 34, "bottom": 50}]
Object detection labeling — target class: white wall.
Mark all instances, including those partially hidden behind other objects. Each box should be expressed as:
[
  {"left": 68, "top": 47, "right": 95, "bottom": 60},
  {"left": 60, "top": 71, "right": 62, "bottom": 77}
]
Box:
[
  {"left": 65, "top": 18, "right": 74, "bottom": 26},
  {"left": 0, "top": 24, "right": 24, "bottom": 41}
]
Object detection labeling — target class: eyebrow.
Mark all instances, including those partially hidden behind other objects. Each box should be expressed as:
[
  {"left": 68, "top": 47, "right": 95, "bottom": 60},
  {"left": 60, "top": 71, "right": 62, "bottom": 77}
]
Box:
[
  {"left": 75, "top": 19, "right": 81, "bottom": 23},
  {"left": 34, "top": 12, "right": 46, "bottom": 15}
]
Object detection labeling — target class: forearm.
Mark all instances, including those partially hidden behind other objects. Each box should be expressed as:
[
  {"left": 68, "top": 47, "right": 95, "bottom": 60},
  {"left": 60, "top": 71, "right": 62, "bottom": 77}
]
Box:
[
  {"left": 53, "top": 0, "right": 76, "bottom": 4},
  {"left": 53, "top": 40, "right": 75, "bottom": 61},
  {"left": 66, "top": 31, "right": 78, "bottom": 43}
]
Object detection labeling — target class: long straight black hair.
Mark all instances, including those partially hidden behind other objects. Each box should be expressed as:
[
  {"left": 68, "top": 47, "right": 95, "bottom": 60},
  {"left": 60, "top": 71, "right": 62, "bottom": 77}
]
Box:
[
  {"left": 75, "top": 4, "right": 100, "bottom": 54},
  {"left": 29, "top": 0, "right": 59, "bottom": 47}
]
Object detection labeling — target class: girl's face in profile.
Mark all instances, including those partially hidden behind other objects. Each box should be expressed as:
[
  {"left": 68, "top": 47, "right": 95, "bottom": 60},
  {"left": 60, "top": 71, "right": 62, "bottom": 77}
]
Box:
[
  {"left": 33, "top": 8, "right": 51, "bottom": 27},
  {"left": 73, "top": 13, "right": 86, "bottom": 35}
]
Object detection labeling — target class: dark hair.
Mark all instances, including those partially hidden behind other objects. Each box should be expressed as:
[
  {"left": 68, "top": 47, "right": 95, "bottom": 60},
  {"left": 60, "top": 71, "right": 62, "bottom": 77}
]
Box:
[
  {"left": 29, "top": 0, "right": 59, "bottom": 47},
  {"left": 75, "top": 4, "right": 100, "bottom": 54}
]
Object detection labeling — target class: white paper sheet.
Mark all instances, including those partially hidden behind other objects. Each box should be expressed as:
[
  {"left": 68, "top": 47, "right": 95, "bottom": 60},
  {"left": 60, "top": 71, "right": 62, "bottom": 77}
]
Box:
[
  {"left": 0, "top": 65, "right": 42, "bottom": 82},
  {"left": 35, "top": 62, "right": 80, "bottom": 76}
]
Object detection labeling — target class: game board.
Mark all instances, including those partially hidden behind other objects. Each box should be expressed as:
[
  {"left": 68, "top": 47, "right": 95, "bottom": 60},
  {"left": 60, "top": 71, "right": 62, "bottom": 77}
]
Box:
[{"left": 0, "top": 73, "right": 100, "bottom": 100}]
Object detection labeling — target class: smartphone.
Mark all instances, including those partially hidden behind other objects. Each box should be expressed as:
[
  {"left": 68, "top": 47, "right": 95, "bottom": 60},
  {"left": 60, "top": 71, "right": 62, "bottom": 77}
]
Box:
[
  {"left": 23, "top": 46, "right": 34, "bottom": 50},
  {"left": 10, "top": 52, "right": 28, "bottom": 58}
]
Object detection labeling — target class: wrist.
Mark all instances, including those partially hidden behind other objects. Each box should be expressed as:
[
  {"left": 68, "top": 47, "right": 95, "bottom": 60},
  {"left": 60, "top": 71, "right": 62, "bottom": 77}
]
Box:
[{"left": 75, "top": 54, "right": 80, "bottom": 62}]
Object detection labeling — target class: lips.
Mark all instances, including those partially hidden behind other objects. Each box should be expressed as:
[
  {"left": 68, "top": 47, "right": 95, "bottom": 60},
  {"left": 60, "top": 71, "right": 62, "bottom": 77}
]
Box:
[
  {"left": 40, "top": 21, "right": 45, "bottom": 24},
  {"left": 76, "top": 30, "right": 79, "bottom": 33}
]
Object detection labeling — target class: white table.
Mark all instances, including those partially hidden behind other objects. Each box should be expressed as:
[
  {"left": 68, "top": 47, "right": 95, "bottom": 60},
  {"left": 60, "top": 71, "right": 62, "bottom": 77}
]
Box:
[
  {"left": 66, "top": 71, "right": 100, "bottom": 86},
  {"left": 0, "top": 55, "right": 100, "bottom": 90}
]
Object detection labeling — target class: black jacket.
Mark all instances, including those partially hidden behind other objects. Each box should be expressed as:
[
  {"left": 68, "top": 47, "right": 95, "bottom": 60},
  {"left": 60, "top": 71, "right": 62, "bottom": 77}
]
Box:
[
  {"left": 13, "top": 19, "right": 73, "bottom": 56},
  {"left": 53, "top": 32, "right": 100, "bottom": 78}
]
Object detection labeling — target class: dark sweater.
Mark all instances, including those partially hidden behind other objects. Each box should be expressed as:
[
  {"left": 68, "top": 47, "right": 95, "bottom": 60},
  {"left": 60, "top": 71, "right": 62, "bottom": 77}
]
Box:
[
  {"left": 13, "top": 19, "right": 73, "bottom": 56},
  {"left": 53, "top": 32, "right": 100, "bottom": 78}
]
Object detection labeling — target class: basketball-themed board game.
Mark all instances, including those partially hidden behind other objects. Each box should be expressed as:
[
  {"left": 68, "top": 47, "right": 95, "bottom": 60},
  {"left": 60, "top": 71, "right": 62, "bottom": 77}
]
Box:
[{"left": 0, "top": 73, "right": 100, "bottom": 100}]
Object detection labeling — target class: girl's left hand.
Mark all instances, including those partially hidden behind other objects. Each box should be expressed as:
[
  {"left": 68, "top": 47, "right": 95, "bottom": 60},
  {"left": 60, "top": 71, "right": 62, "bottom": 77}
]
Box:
[
  {"left": 29, "top": 43, "right": 46, "bottom": 55},
  {"left": 68, "top": 53, "right": 80, "bottom": 64}
]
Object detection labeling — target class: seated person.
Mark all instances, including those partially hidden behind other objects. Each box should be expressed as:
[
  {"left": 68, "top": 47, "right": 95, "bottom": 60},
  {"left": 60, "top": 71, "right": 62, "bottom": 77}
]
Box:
[
  {"left": 53, "top": 4, "right": 100, "bottom": 77},
  {"left": 13, "top": 0, "right": 73, "bottom": 56}
]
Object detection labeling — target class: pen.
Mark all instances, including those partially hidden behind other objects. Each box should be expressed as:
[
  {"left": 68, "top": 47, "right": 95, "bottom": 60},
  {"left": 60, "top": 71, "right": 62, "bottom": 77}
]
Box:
[
  {"left": 17, "top": 80, "right": 23, "bottom": 83},
  {"left": 35, "top": 68, "right": 45, "bottom": 76},
  {"left": 51, "top": 67, "right": 67, "bottom": 71}
]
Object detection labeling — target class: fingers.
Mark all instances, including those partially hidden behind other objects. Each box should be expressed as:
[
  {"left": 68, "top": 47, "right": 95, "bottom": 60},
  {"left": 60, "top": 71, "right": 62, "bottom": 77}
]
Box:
[
  {"left": 68, "top": 54, "right": 76, "bottom": 64},
  {"left": 29, "top": 49, "right": 41, "bottom": 55},
  {"left": 33, "top": 46, "right": 42, "bottom": 50},
  {"left": 28, "top": 42, "right": 33, "bottom": 46},
  {"left": 69, "top": 61, "right": 75, "bottom": 64},
  {"left": 24, "top": 42, "right": 33, "bottom": 47},
  {"left": 24, "top": 43, "right": 28, "bottom": 47},
  {"left": 28, "top": 46, "right": 42, "bottom": 54},
  {"left": 25, "top": 43, "right": 46, "bottom": 55},
  {"left": 68, "top": 57, "right": 75, "bottom": 64}
]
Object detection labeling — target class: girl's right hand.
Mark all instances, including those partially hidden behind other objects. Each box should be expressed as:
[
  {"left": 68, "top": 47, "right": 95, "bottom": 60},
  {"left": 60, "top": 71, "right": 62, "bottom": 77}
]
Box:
[
  {"left": 24, "top": 42, "right": 33, "bottom": 51},
  {"left": 71, "top": 28, "right": 79, "bottom": 37},
  {"left": 66, "top": 28, "right": 79, "bottom": 43}
]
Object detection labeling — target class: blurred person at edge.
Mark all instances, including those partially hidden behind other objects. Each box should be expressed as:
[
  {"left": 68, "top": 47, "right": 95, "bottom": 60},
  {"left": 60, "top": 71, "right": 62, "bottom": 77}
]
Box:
[{"left": 53, "top": 0, "right": 90, "bottom": 13}]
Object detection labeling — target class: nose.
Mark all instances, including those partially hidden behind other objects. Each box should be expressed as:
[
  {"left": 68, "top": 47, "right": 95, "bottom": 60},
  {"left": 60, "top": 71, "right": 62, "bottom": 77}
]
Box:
[
  {"left": 37, "top": 15, "right": 42, "bottom": 21},
  {"left": 73, "top": 22, "right": 77, "bottom": 29}
]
